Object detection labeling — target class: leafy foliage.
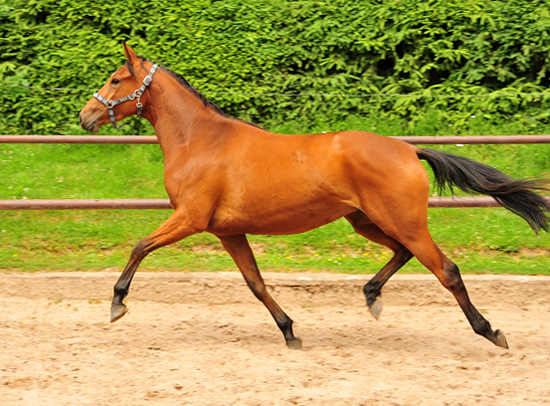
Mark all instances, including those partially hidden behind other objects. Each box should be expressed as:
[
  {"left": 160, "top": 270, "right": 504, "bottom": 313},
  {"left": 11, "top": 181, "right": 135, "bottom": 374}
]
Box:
[{"left": 2, "top": 0, "right": 550, "bottom": 134}]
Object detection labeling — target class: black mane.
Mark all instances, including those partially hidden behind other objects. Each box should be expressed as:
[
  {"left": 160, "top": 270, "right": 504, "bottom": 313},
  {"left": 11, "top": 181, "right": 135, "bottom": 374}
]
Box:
[
  {"left": 160, "top": 66, "right": 227, "bottom": 116},
  {"left": 130, "top": 54, "right": 262, "bottom": 129}
]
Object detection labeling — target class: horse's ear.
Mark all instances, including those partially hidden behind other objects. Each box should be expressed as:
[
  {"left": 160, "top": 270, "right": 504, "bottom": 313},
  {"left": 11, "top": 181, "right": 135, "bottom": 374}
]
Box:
[{"left": 123, "top": 42, "right": 137, "bottom": 64}]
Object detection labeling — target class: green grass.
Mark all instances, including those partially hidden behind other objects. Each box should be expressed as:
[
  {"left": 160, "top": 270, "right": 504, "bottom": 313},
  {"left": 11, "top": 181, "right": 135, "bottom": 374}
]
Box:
[
  {"left": 1, "top": 114, "right": 550, "bottom": 274},
  {"left": 1, "top": 208, "right": 549, "bottom": 274}
]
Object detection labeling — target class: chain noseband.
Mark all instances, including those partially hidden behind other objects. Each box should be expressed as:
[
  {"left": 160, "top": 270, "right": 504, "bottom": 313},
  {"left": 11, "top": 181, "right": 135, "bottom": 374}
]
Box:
[{"left": 93, "top": 64, "right": 158, "bottom": 129}]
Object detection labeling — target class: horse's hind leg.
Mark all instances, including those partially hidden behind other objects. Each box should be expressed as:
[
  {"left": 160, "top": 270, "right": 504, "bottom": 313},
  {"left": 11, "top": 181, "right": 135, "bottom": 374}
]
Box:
[
  {"left": 345, "top": 211, "right": 413, "bottom": 319},
  {"left": 218, "top": 234, "right": 302, "bottom": 349},
  {"left": 111, "top": 209, "right": 197, "bottom": 322},
  {"left": 428, "top": 248, "right": 508, "bottom": 348},
  {"left": 389, "top": 228, "right": 508, "bottom": 349}
]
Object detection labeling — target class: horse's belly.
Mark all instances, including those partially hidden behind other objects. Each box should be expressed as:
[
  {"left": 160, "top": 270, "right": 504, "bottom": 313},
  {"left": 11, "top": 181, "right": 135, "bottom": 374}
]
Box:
[{"left": 206, "top": 199, "right": 356, "bottom": 236}]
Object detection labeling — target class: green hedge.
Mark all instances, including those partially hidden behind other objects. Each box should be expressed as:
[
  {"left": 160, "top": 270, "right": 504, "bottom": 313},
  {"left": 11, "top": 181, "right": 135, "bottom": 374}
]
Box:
[{"left": 2, "top": 0, "right": 550, "bottom": 134}]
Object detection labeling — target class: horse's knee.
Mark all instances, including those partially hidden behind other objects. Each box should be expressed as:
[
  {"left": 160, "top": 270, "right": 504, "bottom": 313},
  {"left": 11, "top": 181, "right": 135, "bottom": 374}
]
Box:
[
  {"left": 130, "top": 239, "right": 153, "bottom": 259},
  {"left": 246, "top": 279, "right": 268, "bottom": 301}
]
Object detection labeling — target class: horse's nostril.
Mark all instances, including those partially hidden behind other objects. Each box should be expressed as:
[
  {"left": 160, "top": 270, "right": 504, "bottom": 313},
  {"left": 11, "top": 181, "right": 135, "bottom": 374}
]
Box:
[{"left": 79, "top": 113, "right": 83, "bottom": 124}]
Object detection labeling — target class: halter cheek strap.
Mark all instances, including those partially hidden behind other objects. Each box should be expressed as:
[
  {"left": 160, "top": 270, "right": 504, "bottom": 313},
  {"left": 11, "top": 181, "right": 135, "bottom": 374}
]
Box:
[{"left": 93, "top": 64, "right": 158, "bottom": 129}]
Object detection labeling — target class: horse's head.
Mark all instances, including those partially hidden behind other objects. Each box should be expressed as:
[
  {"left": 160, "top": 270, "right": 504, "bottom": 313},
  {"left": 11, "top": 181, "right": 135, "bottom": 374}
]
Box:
[{"left": 79, "top": 43, "right": 158, "bottom": 133}]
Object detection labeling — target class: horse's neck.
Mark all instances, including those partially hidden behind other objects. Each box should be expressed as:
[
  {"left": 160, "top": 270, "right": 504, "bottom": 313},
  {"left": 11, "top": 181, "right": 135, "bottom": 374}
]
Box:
[{"left": 147, "top": 82, "right": 229, "bottom": 155}]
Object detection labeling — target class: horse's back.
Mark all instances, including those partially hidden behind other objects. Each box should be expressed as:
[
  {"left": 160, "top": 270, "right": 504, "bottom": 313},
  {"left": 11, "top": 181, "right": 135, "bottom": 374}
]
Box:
[{"left": 289, "top": 130, "right": 427, "bottom": 193}]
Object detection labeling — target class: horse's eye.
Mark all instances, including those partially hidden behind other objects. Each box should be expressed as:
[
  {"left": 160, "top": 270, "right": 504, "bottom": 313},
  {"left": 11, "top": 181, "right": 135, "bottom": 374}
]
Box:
[{"left": 111, "top": 78, "right": 120, "bottom": 85}]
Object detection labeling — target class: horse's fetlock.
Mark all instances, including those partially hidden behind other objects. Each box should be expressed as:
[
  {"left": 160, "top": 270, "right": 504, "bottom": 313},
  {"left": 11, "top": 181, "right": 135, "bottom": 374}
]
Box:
[
  {"left": 278, "top": 316, "right": 293, "bottom": 332},
  {"left": 363, "top": 283, "right": 381, "bottom": 301},
  {"left": 472, "top": 318, "right": 493, "bottom": 338},
  {"left": 113, "top": 282, "right": 128, "bottom": 299}
]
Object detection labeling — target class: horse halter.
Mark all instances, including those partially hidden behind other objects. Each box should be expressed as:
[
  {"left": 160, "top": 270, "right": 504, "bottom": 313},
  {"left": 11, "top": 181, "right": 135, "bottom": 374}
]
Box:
[{"left": 93, "top": 64, "right": 158, "bottom": 129}]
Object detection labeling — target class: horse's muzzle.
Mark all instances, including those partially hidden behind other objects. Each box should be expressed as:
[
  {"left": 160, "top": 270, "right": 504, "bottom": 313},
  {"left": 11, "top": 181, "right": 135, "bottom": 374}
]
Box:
[{"left": 79, "top": 109, "right": 100, "bottom": 134}]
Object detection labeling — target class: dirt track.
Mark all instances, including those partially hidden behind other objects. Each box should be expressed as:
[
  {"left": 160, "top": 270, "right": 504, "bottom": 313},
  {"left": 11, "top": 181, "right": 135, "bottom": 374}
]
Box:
[{"left": 1, "top": 271, "right": 549, "bottom": 405}]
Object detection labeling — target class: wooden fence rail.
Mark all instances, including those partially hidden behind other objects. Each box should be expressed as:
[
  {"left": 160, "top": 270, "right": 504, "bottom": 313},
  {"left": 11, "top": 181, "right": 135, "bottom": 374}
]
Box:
[{"left": 2, "top": 135, "right": 550, "bottom": 144}]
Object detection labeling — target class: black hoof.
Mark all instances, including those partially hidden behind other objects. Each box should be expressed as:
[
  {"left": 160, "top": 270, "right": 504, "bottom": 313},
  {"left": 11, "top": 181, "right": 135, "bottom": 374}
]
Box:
[
  {"left": 494, "top": 329, "right": 509, "bottom": 349},
  {"left": 110, "top": 304, "right": 128, "bottom": 323},
  {"left": 368, "top": 299, "right": 383, "bottom": 320},
  {"left": 286, "top": 337, "right": 302, "bottom": 350}
]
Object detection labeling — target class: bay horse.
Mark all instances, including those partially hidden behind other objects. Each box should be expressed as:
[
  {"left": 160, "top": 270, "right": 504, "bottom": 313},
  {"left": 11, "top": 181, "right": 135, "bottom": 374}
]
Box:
[{"left": 79, "top": 43, "right": 550, "bottom": 350}]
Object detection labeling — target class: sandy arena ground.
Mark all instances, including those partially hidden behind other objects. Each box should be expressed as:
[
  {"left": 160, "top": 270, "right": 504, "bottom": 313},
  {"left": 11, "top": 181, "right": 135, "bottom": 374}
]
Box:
[{"left": 1, "top": 271, "right": 549, "bottom": 405}]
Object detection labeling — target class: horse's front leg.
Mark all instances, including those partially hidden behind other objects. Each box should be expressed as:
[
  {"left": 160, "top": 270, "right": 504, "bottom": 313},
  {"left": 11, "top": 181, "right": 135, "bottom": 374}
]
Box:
[
  {"left": 111, "top": 209, "right": 198, "bottom": 322},
  {"left": 218, "top": 234, "right": 302, "bottom": 349}
]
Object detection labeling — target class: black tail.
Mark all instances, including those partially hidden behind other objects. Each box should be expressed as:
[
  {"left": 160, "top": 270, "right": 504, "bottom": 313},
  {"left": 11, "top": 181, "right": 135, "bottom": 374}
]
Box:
[{"left": 417, "top": 148, "right": 550, "bottom": 233}]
